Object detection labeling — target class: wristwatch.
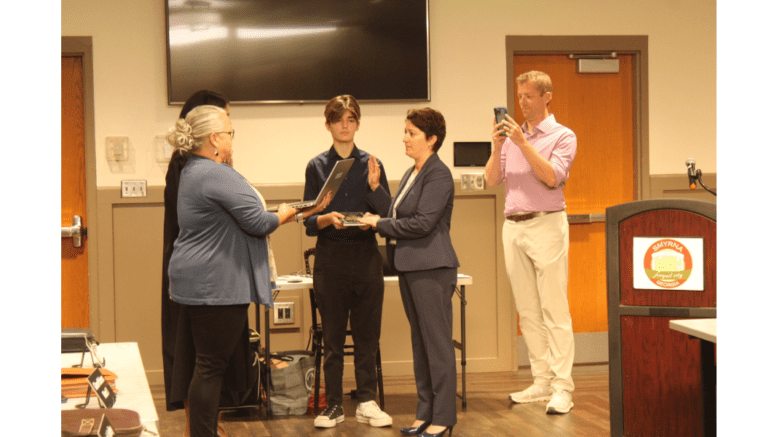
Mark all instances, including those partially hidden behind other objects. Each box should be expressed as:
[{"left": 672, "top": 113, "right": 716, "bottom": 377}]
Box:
[{"left": 294, "top": 212, "right": 304, "bottom": 223}]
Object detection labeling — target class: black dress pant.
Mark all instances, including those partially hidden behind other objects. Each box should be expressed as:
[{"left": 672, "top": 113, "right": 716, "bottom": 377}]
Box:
[
  {"left": 398, "top": 267, "right": 458, "bottom": 426},
  {"left": 313, "top": 239, "right": 384, "bottom": 406},
  {"left": 186, "top": 304, "right": 249, "bottom": 437}
]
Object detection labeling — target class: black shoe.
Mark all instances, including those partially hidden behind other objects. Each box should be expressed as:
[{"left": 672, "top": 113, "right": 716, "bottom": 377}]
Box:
[
  {"left": 420, "top": 425, "right": 454, "bottom": 437},
  {"left": 401, "top": 420, "right": 431, "bottom": 436},
  {"left": 313, "top": 405, "right": 344, "bottom": 428}
]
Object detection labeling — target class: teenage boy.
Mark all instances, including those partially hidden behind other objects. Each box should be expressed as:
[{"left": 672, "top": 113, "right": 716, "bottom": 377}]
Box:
[{"left": 303, "top": 95, "right": 392, "bottom": 428}]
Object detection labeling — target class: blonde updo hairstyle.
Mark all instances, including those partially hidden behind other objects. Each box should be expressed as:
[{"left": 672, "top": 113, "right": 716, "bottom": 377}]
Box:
[{"left": 166, "top": 105, "right": 228, "bottom": 155}]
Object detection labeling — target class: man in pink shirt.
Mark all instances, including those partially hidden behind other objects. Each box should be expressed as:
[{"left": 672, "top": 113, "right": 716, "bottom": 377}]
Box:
[{"left": 485, "top": 70, "right": 577, "bottom": 414}]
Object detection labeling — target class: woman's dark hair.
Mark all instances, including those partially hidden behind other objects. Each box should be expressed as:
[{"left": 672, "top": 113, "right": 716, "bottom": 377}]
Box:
[
  {"left": 179, "top": 90, "right": 229, "bottom": 119},
  {"left": 406, "top": 108, "right": 446, "bottom": 152}
]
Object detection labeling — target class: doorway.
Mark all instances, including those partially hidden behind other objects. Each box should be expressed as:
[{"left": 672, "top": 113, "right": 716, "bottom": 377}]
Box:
[
  {"left": 62, "top": 37, "right": 99, "bottom": 333},
  {"left": 505, "top": 36, "right": 648, "bottom": 365}
]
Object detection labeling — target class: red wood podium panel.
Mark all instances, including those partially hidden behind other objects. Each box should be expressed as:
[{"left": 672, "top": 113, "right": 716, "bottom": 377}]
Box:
[
  {"left": 619, "top": 209, "right": 716, "bottom": 308},
  {"left": 606, "top": 199, "right": 716, "bottom": 437},
  {"left": 621, "top": 316, "right": 704, "bottom": 436}
]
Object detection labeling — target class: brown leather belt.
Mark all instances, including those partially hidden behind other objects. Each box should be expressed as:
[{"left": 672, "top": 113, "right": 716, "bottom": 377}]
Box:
[{"left": 505, "top": 210, "right": 563, "bottom": 222}]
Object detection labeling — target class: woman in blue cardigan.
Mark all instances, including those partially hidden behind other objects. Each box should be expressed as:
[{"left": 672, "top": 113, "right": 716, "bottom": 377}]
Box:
[
  {"left": 360, "top": 108, "right": 459, "bottom": 437},
  {"left": 166, "top": 105, "right": 327, "bottom": 437}
]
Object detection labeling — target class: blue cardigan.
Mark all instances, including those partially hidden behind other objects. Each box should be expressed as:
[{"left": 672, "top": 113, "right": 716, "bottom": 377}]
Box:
[{"left": 168, "top": 155, "right": 280, "bottom": 306}]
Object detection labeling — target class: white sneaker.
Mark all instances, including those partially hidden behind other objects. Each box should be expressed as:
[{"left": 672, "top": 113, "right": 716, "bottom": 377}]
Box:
[
  {"left": 355, "top": 400, "right": 393, "bottom": 427},
  {"left": 509, "top": 384, "right": 553, "bottom": 404},
  {"left": 546, "top": 389, "right": 574, "bottom": 414}
]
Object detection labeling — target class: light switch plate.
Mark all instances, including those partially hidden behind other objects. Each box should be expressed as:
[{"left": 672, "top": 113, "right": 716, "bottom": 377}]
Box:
[{"left": 121, "top": 180, "right": 147, "bottom": 198}]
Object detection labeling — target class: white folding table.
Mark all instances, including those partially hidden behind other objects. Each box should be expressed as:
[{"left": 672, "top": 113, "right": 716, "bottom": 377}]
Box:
[{"left": 61, "top": 342, "right": 159, "bottom": 435}]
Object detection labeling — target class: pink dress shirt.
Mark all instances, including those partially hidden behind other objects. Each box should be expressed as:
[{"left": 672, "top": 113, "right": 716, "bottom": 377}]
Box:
[{"left": 498, "top": 114, "right": 577, "bottom": 216}]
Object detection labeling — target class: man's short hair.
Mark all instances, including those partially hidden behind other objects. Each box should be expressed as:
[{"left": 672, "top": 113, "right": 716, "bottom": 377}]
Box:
[
  {"left": 324, "top": 95, "right": 361, "bottom": 125},
  {"left": 516, "top": 70, "right": 553, "bottom": 96}
]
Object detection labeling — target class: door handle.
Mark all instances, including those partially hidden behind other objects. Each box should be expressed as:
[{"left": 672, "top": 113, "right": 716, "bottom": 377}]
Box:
[
  {"left": 567, "top": 213, "right": 606, "bottom": 224},
  {"left": 61, "top": 215, "right": 87, "bottom": 248}
]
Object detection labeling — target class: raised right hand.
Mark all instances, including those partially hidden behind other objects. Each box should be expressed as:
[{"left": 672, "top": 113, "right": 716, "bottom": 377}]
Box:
[{"left": 368, "top": 155, "right": 381, "bottom": 191}]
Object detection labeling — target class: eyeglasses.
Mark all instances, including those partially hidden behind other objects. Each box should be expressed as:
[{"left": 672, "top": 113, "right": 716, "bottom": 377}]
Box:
[{"left": 218, "top": 130, "right": 235, "bottom": 139}]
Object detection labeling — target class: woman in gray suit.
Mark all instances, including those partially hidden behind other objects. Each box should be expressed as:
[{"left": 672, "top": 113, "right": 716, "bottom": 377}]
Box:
[
  {"left": 361, "top": 108, "right": 459, "bottom": 437},
  {"left": 166, "top": 105, "right": 328, "bottom": 437}
]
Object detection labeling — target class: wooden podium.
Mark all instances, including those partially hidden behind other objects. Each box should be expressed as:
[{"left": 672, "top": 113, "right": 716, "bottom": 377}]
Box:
[{"left": 606, "top": 199, "right": 716, "bottom": 437}]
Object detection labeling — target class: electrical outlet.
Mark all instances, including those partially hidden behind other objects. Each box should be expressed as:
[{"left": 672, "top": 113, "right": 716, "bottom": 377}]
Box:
[
  {"left": 473, "top": 173, "right": 485, "bottom": 189},
  {"left": 121, "top": 180, "right": 147, "bottom": 198},
  {"left": 461, "top": 173, "right": 486, "bottom": 191},
  {"left": 273, "top": 302, "right": 295, "bottom": 325}
]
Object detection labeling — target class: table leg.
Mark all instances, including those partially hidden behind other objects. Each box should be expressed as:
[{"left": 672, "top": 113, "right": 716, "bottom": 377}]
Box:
[
  {"left": 460, "top": 284, "right": 466, "bottom": 409},
  {"left": 264, "top": 305, "right": 272, "bottom": 418},
  {"left": 453, "top": 285, "right": 467, "bottom": 409}
]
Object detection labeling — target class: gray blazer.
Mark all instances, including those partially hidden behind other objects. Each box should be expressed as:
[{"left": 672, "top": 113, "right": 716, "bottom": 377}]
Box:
[{"left": 374, "top": 153, "right": 459, "bottom": 272}]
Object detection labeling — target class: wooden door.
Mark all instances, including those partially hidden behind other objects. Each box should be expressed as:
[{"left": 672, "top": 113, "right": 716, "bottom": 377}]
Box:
[
  {"left": 62, "top": 55, "right": 90, "bottom": 328},
  {"left": 513, "top": 54, "right": 635, "bottom": 335}
]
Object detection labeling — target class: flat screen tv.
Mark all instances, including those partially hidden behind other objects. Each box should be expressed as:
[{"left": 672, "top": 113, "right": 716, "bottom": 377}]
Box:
[{"left": 165, "top": 0, "right": 430, "bottom": 104}]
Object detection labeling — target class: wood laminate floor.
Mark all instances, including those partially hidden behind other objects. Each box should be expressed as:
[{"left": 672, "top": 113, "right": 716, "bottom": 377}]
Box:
[{"left": 152, "top": 364, "right": 609, "bottom": 437}]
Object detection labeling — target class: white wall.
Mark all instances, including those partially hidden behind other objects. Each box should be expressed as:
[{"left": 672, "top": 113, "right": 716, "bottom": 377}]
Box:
[{"left": 62, "top": 0, "right": 716, "bottom": 188}]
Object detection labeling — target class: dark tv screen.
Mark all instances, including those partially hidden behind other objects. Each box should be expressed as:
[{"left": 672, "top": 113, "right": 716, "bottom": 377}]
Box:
[
  {"left": 454, "top": 142, "right": 491, "bottom": 167},
  {"left": 165, "top": 0, "right": 430, "bottom": 104}
]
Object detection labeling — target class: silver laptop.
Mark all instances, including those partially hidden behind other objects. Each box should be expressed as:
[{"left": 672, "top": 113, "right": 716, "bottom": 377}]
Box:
[{"left": 266, "top": 158, "right": 354, "bottom": 212}]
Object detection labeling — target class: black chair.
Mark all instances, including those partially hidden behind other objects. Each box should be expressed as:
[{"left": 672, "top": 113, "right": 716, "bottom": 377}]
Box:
[{"left": 304, "top": 247, "right": 385, "bottom": 414}]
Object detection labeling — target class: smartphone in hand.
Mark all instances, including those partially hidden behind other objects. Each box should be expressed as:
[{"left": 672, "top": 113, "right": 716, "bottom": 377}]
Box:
[{"left": 494, "top": 107, "right": 508, "bottom": 136}]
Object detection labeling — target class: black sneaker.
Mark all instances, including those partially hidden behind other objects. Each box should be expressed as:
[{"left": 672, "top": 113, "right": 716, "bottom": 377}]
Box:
[{"left": 314, "top": 405, "right": 344, "bottom": 428}]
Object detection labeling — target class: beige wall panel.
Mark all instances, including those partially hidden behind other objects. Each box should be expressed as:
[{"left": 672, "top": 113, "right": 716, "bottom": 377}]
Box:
[
  {"left": 112, "top": 203, "right": 165, "bottom": 383},
  {"left": 449, "top": 196, "right": 500, "bottom": 362},
  {"left": 99, "top": 173, "right": 700, "bottom": 382},
  {"left": 100, "top": 182, "right": 513, "bottom": 383}
]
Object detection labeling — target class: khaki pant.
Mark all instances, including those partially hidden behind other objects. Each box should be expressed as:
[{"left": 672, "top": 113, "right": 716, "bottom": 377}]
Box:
[{"left": 502, "top": 211, "right": 575, "bottom": 392}]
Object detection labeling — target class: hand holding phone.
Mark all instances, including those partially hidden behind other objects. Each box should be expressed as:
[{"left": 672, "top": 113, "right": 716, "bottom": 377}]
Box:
[{"left": 494, "top": 107, "right": 508, "bottom": 136}]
